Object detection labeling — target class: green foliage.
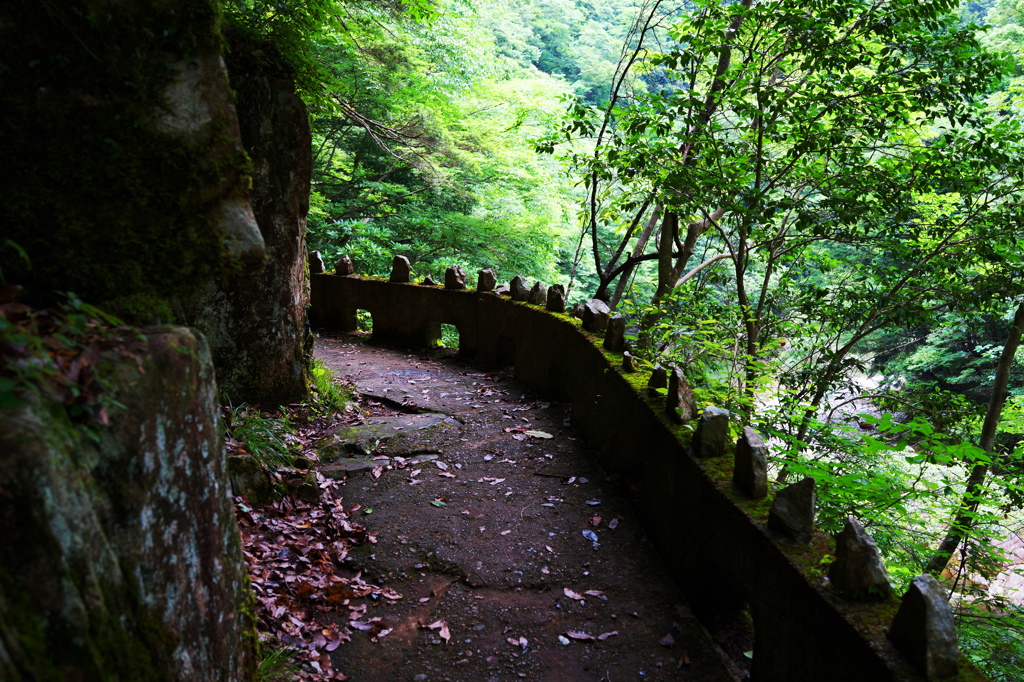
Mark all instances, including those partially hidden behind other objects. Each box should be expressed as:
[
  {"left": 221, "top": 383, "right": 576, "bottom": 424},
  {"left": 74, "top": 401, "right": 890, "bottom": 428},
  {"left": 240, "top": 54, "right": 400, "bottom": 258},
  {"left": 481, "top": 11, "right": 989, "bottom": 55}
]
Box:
[
  {"left": 227, "top": 405, "right": 297, "bottom": 469},
  {"left": 440, "top": 323, "right": 460, "bottom": 349},
  {"left": 304, "top": 3, "right": 580, "bottom": 283},
  {"left": 958, "top": 606, "right": 1024, "bottom": 682},
  {"left": 308, "top": 358, "right": 350, "bottom": 413}
]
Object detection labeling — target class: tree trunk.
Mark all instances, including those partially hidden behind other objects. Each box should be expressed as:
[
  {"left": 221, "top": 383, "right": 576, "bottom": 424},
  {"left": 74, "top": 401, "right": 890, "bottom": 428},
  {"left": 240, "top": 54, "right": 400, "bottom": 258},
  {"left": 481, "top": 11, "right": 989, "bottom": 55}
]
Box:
[
  {"left": 609, "top": 205, "right": 661, "bottom": 309},
  {"left": 925, "top": 300, "right": 1024, "bottom": 577}
]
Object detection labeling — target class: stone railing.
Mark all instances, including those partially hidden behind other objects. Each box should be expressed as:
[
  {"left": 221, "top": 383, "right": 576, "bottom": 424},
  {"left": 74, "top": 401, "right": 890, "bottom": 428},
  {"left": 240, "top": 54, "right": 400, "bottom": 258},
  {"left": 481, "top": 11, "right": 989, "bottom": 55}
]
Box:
[{"left": 309, "top": 253, "right": 982, "bottom": 682}]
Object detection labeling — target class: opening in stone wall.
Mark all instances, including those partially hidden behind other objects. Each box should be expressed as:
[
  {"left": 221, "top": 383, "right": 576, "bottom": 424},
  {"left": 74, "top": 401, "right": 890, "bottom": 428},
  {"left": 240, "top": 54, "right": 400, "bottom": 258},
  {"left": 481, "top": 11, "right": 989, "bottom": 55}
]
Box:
[
  {"left": 356, "top": 309, "right": 372, "bottom": 333},
  {"left": 440, "top": 323, "right": 459, "bottom": 349}
]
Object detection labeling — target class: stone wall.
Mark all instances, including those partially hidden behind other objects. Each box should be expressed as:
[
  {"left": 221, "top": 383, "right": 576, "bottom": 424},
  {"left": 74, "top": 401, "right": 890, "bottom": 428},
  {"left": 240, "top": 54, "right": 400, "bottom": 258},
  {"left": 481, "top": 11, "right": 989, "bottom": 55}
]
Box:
[
  {"left": 311, "top": 267, "right": 983, "bottom": 682},
  {"left": 0, "top": 329, "right": 256, "bottom": 681}
]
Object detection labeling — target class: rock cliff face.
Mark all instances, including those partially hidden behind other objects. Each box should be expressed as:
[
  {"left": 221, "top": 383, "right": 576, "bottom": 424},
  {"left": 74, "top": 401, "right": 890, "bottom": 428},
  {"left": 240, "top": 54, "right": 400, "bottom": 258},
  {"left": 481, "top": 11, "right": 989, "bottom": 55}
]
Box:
[
  {"left": 0, "top": 0, "right": 263, "bottom": 321},
  {"left": 0, "top": 0, "right": 265, "bottom": 678},
  {"left": 0, "top": 329, "right": 257, "bottom": 681},
  {"left": 180, "top": 36, "right": 313, "bottom": 406}
]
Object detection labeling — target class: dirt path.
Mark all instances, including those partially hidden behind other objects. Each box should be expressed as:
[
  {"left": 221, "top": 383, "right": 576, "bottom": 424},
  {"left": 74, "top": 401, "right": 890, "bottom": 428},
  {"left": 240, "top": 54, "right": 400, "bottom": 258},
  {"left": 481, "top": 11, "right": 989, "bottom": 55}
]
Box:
[{"left": 313, "top": 333, "right": 742, "bottom": 682}]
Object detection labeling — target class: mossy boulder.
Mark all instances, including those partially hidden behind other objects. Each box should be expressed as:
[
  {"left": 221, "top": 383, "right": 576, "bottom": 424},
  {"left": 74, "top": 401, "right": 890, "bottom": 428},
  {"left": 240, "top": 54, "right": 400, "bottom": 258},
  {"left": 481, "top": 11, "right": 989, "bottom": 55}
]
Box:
[{"left": 0, "top": 328, "right": 257, "bottom": 681}]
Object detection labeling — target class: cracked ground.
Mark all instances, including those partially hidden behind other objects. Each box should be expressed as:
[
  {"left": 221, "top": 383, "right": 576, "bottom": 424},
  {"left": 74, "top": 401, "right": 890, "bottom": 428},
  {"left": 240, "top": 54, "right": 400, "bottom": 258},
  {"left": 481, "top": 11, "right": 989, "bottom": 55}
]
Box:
[{"left": 258, "top": 332, "right": 747, "bottom": 681}]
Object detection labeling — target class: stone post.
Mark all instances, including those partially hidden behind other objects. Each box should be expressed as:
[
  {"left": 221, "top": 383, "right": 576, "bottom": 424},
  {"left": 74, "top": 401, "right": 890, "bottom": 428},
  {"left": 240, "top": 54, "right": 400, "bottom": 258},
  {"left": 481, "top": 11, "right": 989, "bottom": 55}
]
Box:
[
  {"left": 666, "top": 366, "right": 697, "bottom": 423},
  {"left": 528, "top": 281, "right": 546, "bottom": 305},
  {"left": 477, "top": 268, "right": 497, "bottom": 292},
  {"left": 510, "top": 276, "right": 529, "bottom": 301},
  {"left": 888, "top": 574, "right": 959, "bottom": 680},
  {"left": 309, "top": 250, "right": 325, "bottom": 274},
  {"left": 733, "top": 426, "right": 768, "bottom": 498},
  {"left": 768, "top": 477, "right": 816, "bottom": 544},
  {"left": 334, "top": 254, "right": 355, "bottom": 275},
  {"left": 692, "top": 406, "right": 729, "bottom": 457},
  {"left": 603, "top": 314, "right": 626, "bottom": 352},
  {"left": 546, "top": 284, "right": 566, "bottom": 312},
  {"left": 582, "top": 299, "right": 611, "bottom": 332},
  {"left": 647, "top": 365, "right": 668, "bottom": 398},
  {"left": 390, "top": 255, "right": 411, "bottom": 283},
  {"left": 829, "top": 517, "right": 890, "bottom": 600},
  {"left": 445, "top": 265, "right": 467, "bottom": 289}
]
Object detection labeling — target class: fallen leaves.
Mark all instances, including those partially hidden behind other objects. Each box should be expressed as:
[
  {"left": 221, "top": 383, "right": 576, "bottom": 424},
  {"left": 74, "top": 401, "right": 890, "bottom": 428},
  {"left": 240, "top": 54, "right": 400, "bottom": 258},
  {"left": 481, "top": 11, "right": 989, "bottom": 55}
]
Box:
[
  {"left": 560, "top": 630, "right": 618, "bottom": 644},
  {"left": 565, "top": 631, "right": 594, "bottom": 641},
  {"left": 421, "top": 619, "right": 451, "bottom": 644},
  {"left": 507, "top": 636, "right": 528, "bottom": 650},
  {"left": 235, "top": 475, "right": 399, "bottom": 679}
]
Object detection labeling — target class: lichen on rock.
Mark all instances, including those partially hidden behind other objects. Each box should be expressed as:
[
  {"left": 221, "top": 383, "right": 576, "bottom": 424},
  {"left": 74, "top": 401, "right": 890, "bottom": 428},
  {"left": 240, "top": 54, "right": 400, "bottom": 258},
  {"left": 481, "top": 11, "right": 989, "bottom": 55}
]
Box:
[{"left": 0, "top": 328, "right": 257, "bottom": 680}]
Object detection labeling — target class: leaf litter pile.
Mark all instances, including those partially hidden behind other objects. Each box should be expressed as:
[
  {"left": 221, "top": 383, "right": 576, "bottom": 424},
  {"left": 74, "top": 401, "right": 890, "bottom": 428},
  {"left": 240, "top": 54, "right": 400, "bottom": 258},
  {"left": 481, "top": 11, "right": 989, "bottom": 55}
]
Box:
[
  {"left": 236, "top": 474, "right": 399, "bottom": 680},
  {"left": 231, "top": 397, "right": 401, "bottom": 680}
]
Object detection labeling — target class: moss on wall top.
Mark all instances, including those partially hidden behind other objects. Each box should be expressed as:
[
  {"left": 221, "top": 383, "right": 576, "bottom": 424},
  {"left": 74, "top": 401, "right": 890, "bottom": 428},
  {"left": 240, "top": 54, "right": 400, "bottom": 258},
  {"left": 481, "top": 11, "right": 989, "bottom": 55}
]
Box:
[{"left": 0, "top": 0, "right": 253, "bottom": 322}]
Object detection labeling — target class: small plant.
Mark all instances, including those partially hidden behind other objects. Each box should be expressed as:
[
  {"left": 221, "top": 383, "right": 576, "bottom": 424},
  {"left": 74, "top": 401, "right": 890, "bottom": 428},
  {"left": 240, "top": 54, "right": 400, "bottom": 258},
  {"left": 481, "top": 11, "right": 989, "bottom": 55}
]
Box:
[
  {"left": 308, "top": 358, "right": 349, "bottom": 413},
  {"left": 440, "top": 323, "right": 459, "bottom": 349},
  {"left": 227, "top": 405, "right": 297, "bottom": 469},
  {"left": 255, "top": 643, "right": 300, "bottom": 682}
]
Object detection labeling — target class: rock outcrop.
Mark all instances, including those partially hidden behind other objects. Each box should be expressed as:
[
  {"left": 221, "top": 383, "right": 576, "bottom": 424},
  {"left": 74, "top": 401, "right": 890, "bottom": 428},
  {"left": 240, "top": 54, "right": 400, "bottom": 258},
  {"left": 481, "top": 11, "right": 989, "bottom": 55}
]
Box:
[
  {"left": 0, "top": 329, "right": 257, "bottom": 681},
  {"left": 0, "top": 2, "right": 265, "bottom": 677},
  {"left": 179, "top": 34, "right": 313, "bottom": 406},
  {"left": 0, "top": 0, "right": 263, "bottom": 321}
]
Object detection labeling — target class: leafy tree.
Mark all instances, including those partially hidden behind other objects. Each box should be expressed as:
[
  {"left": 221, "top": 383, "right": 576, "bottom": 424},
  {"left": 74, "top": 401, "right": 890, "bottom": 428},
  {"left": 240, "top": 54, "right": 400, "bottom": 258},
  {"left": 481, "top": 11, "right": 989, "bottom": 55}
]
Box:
[{"left": 545, "top": 0, "right": 1024, "bottom": 413}]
